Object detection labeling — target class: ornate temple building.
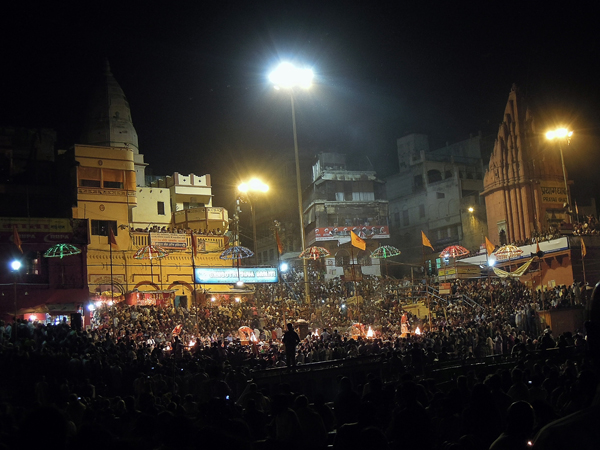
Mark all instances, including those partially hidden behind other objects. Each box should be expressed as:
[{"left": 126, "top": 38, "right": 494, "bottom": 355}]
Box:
[{"left": 481, "top": 85, "right": 569, "bottom": 245}]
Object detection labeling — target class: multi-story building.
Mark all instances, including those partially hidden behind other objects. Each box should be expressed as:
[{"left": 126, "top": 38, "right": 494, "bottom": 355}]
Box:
[
  {"left": 385, "top": 133, "right": 491, "bottom": 273},
  {"left": 302, "top": 152, "right": 389, "bottom": 280},
  {"left": 1, "top": 61, "right": 235, "bottom": 321},
  {"left": 482, "top": 85, "right": 571, "bottom": 244}
]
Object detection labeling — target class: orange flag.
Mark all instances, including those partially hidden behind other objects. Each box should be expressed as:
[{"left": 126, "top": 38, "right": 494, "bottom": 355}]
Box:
[
  {"left": 485, "top": 236, "right": 495, "bottom": 256},
  {"left": 13, "top": 225, "right": 23, "bottom": 253},
  {"left": 275, "top": 230, "right": 284, "bottom": 255},
  {"left": 581, "top": 238, "right": 587, "bottom": 258},
  {"left": 109, "top": 228, "right": 119, "bottom": 251},
  {"left": 192, "top": 233, "right": 198, "bottom": 258},
  {"left": 350, "top": 230, "right": 366, "bottom": 251},
  {"left": 421, "top": 231, "right": 434, "bottom": 251}
]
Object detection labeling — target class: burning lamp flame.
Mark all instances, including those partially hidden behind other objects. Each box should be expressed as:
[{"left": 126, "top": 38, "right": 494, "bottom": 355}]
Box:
[
  {"left": 415, "top": 327, "right": 422, "bottom": 335},
  {"left": 367, "top": 326, "right": 374, "bottom": 338},
  {"left": 189, "top": 340, "right": 195, "bottom": 347}
]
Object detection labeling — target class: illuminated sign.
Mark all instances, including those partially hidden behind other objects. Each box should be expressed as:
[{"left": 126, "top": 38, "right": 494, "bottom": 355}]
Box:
[{"left": 195, "top": 267, "right": 278, "bottom": 284}]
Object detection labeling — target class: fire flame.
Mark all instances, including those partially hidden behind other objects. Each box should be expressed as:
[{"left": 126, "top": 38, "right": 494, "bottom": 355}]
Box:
[
  {"left": 250, "top": 333, "right": 258, "bottom": 342},
  {"left": 415, "top": 327, "right": 421, "bottom": 335},
  {"left": 314, "top": 329, "right": 319, "bottom": 337},
  {"left": 367, "top": 326, "right": 374, "bottom": 338},
  {"left": 189, "top": 340, "right": 195, "bottom": 347}
]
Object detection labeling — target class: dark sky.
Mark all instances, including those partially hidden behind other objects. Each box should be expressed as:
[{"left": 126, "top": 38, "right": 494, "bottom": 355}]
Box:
[{"left": 2, "top": 0, "right": 599, "bottom": 208}]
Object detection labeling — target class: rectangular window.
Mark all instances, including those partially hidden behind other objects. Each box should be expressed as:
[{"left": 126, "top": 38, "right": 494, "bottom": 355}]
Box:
[
  {"left": 157, "top": 201, "right": 165, "bottom": 215},
  {"left": 437, "top": 192, "right": 445, "bottom": 199},
  {"left": 80, "top": 179, "right": 101, "bottom": 187},
  {"left": 257, "top": 253, "right": 262, "bottom": 264},
  {"left": 394, "top": 212, "right": 400, "bottom": 225},
  {"left": 269, "top": 249, "right": 275, "bottom": 261},
  {"left": 103, "top": 181, "right": 123, "bottom": 189},
  {"left": 419, "top": 204, "right": 425, "bottom": 218},
  {"left": 91, "top": 220, "right": 117, "bottom": 237},
  {"left": 402, "top": 210, "right": 409, "bottom": 226}
]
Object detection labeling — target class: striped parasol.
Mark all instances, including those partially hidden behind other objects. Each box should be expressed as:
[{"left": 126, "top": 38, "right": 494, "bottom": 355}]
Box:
[
  {"left": 299, "top": 246, "right": 331, "bottom": 260},
  {"left": 370, "top": 245, "right": 401, "bottom": 259},
  {"left": 133, "top": 245, "right": 169, "bottom": 260},
  {"left": 492, "top": 244, "right": 523, "bottom": 261},
  {"left": 219, "top": 245, "right": 254, "bottom": 260},
  {"left": 43, "top": 243, "right": 81, "bottom": 259},
  {"left": 439, "top": 245, "right": 470, "bottom": 259}
]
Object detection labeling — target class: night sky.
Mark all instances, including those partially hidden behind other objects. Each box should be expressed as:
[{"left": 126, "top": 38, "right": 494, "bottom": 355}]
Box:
[{"left": 2, "top": 1, "right": 599, "bottom": 209}]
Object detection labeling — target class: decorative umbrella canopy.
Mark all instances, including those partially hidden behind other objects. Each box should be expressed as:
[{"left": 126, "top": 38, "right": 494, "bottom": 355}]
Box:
[
  {"left": 43, "top": 243, "right": 81, "bottom": 259},
  {"left": 220, "top": 245, "right": 254, "bottom": 260},
  {"left": 370, "top": 245, "right": 401, "bottom": 259},
  {"left": 493, "top": 244, "right": 523, "bottom": 260},
  {"left": 133, "top": 245, "right": 169, "bottom": 260},
  {"left": 440, "top": 245, "right": 470, "bottom": 259},
  {"left": 299, "top": 246, "right": 331, "bottom": 260}
]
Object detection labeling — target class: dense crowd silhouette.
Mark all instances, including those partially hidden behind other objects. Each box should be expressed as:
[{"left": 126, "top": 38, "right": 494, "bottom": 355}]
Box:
[{"left": 0, "top": 272, "right": 597, "bottom": 450}]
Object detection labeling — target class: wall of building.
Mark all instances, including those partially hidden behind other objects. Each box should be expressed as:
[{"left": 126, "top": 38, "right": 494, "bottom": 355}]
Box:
[{"left": 131, "top": 187, "right": 172, "bottom": 228}]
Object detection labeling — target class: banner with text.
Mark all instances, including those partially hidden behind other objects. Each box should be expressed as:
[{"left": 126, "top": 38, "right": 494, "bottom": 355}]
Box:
[
  {"left": 150, "top": 232, "right": 188, "bottom": 250},
  {"left": 314, "top": 225, "right": 390, "bottom": 241}
]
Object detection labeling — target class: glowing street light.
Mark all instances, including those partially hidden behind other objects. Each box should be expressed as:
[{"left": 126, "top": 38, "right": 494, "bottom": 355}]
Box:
[
  {"left": 10, "top": 260, "right": 22, "bottom": 327},
  {"left": 546, "top": 128, "right": 574, "bottom": 223},
  {"left": 238, "top": 178, "right": 269, "bottom": 265},
  {"left": 269, "top": 62, "right": 313, "bottom": 89},
  {"left": 269, "top": 62, "right": 314, "bottom": 303}
]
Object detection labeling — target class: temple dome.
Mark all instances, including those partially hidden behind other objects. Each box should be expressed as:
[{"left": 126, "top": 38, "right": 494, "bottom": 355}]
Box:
[{"left": 80, "top": 60, "right": 139, "bottom": 152}]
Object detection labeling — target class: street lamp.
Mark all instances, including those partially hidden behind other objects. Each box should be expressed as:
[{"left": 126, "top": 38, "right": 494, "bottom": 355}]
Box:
[
  {"left": 10, "top": 260, "right": 22, "bottom": 334},
  {"left": 269, "top": 62, "right": 314, "bottom": 303},
  {"left": 546, "top": 128, "right": 574, "bottom": 223},
  {"left": 238, "top": 178, "right": 269, "bottom": 265}
]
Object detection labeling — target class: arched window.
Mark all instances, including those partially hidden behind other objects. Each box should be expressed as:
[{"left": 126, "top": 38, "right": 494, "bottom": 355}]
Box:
[{"left": 335, "top": 249, "right": 351, "bottom": 267}]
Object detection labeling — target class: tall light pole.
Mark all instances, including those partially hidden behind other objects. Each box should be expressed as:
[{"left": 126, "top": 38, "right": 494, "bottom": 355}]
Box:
[
  {"left": 10, "top": 260, "right": 22, "bottom": 336},
  {"left": 269, "top": 62, "right": 313, "bottom": 303},
  {"left": 546, "top": 128, "right": 574, "bottom": 223},
  {"left": 238, "top": 178, "right": 269, "bottom": 266}
]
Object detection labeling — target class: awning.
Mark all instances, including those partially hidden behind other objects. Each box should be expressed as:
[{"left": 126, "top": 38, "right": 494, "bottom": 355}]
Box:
[{"left": 202, "top": 284, "right": 255, "bottom": 294}]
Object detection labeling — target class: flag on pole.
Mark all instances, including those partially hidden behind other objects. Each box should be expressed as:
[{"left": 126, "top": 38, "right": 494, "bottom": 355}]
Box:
[
  {"left": 350, "top": 231, "right": 366, "bottom": 251},
  {"left": 275, "top": 230, "right": 284, "bottom": 255},
  {"left": 575, "top": 201, "right": 579, "bottom": 215},
  {"left": 13, "top": 225, "right": 23, "bottom": 253},
  {"left": 421, "top": 231, "right": 434, "bottom": 251},
  {"left": 581, "top": 238, "right": 587, "bottom": 258},
  {"left": 536, "top": 241, "right": 541, "bottom": 255},
  {"left": 485, "top": 236, "right": 495, "bottom": 256},
  {"left": 109, "top": 228, "right": 119, "bottom": 251},
  {"left": 192, "top": 234, "right": 198, "bottom": 258}
]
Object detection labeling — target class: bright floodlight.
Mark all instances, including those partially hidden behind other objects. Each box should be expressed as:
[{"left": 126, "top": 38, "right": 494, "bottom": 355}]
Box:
[
  {"left": 10, "top": 260, "right": 22, "bottom": 271},
  {"left": 546, "top": 128, "right": 573, "bottom": 140},
  {"left": 238, "top": 178, "right": 269, "bottom": 193},
  {"left": 269, "top": 62, "right": 313, "bottom": 89},
  {"left": 280, "top": 262, "right": 289, "bottom": 272},
  {"left": 468, "top": 207, "right": 474, "bottom": 213},
  {"left": 488, "top": 258, "right": 496, "bottom": 267},
  {"left": 236, "top": 280, "right": 244, "bottom": 287}
]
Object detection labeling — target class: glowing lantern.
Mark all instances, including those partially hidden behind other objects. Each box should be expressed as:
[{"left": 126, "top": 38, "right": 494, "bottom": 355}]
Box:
[
  {"left": 367, "top": 326, "right": 374, "bottom": 338},
  {"left": 415, "top": 327, "right": 422, "bottom": 335}
]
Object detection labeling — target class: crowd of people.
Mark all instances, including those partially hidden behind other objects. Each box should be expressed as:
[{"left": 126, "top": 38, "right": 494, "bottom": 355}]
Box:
[{"left": 0, "top": 270, "right": 596, "bottom": 450}]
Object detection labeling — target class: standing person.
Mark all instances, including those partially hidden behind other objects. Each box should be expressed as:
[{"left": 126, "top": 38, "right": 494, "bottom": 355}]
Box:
[{"left": 282, "top": 323, "right": 300, "bottom": 370}]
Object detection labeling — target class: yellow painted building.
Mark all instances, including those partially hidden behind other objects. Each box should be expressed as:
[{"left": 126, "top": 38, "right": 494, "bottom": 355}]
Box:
[{"left": 72, "top": 61, "right": 233, "bottom": 304}]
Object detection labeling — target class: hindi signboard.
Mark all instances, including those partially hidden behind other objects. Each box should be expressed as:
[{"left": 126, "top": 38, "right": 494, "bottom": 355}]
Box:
[{"left": 150, "top": 232, "right": 188, "bottom": 250}]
